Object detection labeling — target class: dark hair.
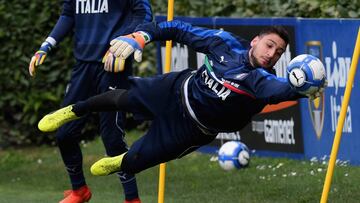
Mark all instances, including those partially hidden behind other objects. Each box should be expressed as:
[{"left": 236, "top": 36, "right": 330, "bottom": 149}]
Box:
[{"left": 258, "top": 26, "right": 289, "bottom": 45}]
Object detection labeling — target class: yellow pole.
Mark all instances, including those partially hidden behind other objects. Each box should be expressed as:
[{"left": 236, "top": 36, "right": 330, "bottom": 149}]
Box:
[
  {"left": 164, "top": 0, "right": 174, "bottom": 73},
  {"left": 158, "top": 1, "right": 174, "bottom": 203},
  {"left": 320, "top": 27, "right": 360, "bottom": 203}
]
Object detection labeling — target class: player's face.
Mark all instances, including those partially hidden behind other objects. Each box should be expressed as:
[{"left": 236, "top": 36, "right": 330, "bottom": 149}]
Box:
[{"left": 249, "top": 33, "right": 286, "bottom": 69}]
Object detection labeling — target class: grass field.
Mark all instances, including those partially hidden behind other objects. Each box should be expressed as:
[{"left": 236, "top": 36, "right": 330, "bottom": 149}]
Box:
[{"left": 1, "top": 130, "right": 360, "bottom": 203}]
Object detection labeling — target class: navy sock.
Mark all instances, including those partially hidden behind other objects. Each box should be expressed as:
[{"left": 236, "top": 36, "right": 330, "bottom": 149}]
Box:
[
  {"left": 68, "top": 166, "right": 86, "bottom": 190},
  {"left": 117, "top": 172, "right": 139, "bottom": 200},
  {"left": 58, "top": 137, "right": 87, "bottom": 190}
]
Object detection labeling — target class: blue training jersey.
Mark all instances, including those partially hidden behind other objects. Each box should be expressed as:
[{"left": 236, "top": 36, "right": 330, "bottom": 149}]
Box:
[
  {"left": 48, "top": 0, "right": 152, "bottom": 61},
  {"left": 136, "top": 20, "right": 304, "bottom": 132}
]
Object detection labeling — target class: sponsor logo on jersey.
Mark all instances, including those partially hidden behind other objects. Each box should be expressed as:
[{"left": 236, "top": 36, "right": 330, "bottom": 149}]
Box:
[
  {"left": 76, "top": 0, "right": 109, "bottom": 14},
  {"left": 201, "top": 70, "right": 231, "bottom": 101},
  {"left": 219, "top": 55, "right": 228, "bottom": 63},
  {"left": 108, "top": 85, "right": 116, "bottom": 90}
]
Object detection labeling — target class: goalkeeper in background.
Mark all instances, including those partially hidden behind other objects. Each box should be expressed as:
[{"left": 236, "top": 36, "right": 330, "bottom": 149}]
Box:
[
  {"left": 38, "top": 21, "right": 326, "bottom": 178},
  {"left": 28, "top": 0, "right": 152, "bottom": 203}
]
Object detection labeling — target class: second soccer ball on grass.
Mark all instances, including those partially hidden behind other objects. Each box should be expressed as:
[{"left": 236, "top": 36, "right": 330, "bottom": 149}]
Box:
[{"left": 218, "top": 141, "right": 250, "bottom": 171}]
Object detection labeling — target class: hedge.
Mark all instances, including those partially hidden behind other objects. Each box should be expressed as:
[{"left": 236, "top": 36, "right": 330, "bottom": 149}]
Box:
[{"left": 0, "top": 0, "right": 359, "bottom": 147}]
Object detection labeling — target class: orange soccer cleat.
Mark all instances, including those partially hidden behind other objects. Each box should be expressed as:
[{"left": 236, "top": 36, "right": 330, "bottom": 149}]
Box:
[
  {"left": 124, "top": 198, "right": 141, "bottom": 203},
  {"left": 60, "top": 185, "right": 92, "bottom": 203}
]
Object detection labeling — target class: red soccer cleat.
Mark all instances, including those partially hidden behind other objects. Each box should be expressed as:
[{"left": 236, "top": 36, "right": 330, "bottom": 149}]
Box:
[
  {"left": 60, "top": 185, "right": 92, "bottom": 203},
  {"left": 63, "top": 189, "right": 72, "bottom": 197},
  {"left": 124, "top": 198, "right": 141, "bottom": 203}
]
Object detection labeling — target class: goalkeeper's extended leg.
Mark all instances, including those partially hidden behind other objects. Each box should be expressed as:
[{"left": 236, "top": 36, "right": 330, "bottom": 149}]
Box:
[
  {"left": 38, "top": 105, "right": 79, "bottom": 132},
  {"left": 38, "top": 89, "right": 129, "bottom": 132}
]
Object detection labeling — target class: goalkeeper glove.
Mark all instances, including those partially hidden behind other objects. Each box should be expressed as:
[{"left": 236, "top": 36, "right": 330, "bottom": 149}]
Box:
[
  {"left": 102, "top": 50, "right": 126, "bottom": 72},
  {"left": 307, "top": 79, "right": 328, "bottom": 100},
  {"left": 108, "top": 31, "right": 151, "bottom": 62},
  {"left": 28, "top": 37, "right": 56, "bottom": 77}
]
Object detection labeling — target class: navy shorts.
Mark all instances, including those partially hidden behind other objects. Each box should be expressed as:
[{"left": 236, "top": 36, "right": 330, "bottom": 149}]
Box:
[{"left": 123, "top": 69, "right": 217, "bottom": 173}]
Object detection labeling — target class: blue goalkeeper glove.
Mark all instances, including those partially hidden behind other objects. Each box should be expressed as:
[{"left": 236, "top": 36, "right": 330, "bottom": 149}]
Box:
[
  {"left": 28, "top": 37, "right": 56, "bottom": 77},
  {"left": 108, "top": 31, "right": 151, "bottom": 62}
]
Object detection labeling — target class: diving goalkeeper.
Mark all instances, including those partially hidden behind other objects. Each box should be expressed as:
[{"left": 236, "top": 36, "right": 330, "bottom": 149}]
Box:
[{"left": 38, "top": 20, "right": 326, "bottom": 176}]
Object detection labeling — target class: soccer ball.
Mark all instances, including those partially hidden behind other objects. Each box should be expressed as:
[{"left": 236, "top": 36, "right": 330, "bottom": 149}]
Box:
[
  {"left": 218, "top": 141, "right": 250, "bottom": 171},
  {"left": 287, "top": 54, "right": 326, "bottom": 95}
]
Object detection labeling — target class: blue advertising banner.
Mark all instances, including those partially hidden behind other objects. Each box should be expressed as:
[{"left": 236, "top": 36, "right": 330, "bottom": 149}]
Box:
[{"left": 297, "top": 19, "right": 360, "bottom": 164}]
